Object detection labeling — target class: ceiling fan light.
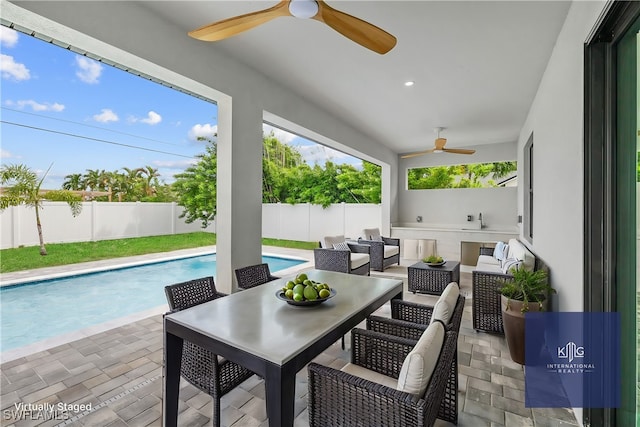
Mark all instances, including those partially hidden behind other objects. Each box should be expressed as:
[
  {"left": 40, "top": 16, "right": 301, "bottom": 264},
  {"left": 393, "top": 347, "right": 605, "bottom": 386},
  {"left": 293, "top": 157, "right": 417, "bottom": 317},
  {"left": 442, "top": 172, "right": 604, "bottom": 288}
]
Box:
[
  {"left": 289, "top": 0, "right": 319, "bottom": 19},
  {"left": 433, "top": 150, "right": 443, "bottom": 153}
]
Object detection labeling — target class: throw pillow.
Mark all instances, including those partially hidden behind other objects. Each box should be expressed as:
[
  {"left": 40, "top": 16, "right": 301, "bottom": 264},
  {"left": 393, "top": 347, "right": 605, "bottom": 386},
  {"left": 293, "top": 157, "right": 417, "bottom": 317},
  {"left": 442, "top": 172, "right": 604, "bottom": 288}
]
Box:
[
  {"left": 502, "top": 258, "right": 522, "bottom": 274},
  {"left": 502, "top": 244, "right": 510, "bottom": 261},
  {"left": 324, "top": 235, "right": 346, "bottom": 248},
  {"left": 396, "top": 321, "right": 445, "bottom": 396},
  {"left": 333, "top": 241, "right": 351, "bottom": 251},
  {"left": 493, "top": 241, "right": 506, "bottom": 260}
]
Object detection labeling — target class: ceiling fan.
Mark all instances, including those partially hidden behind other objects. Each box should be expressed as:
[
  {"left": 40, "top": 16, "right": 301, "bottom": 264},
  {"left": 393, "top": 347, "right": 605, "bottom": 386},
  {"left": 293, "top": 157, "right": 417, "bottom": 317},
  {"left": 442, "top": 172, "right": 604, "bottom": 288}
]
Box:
[
  {"left": 188, "top": 0, "right": 397, "bottom": 55},
  {"left": 401, "top": 128, "right": 476, "bottom": 159}
]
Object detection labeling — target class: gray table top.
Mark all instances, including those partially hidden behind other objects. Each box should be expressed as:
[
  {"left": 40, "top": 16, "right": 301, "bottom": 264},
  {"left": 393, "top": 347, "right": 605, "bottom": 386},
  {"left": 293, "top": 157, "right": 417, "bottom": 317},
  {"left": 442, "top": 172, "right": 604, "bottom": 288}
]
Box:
[
  {"left": 165, "top": 270, "right": 403, "bottom": 365},
  {"left": 409, "top": 260, "right": 460, "bottom": 271}
]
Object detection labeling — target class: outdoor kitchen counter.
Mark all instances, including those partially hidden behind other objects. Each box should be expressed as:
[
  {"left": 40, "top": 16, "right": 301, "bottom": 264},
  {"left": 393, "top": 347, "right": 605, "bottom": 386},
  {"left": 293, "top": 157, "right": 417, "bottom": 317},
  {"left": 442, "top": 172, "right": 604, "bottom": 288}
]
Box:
[{"left": 391, "top": 226, "right": 518, "bottom": 264}]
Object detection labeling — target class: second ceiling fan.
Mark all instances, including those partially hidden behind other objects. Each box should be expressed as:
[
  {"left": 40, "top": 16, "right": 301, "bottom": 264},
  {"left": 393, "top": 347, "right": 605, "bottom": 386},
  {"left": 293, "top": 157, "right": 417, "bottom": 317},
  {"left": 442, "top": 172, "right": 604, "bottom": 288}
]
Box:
[
  {"left": 401, "top": 128, "right": 476, "bottom": 159},
  {"left": 188, "top": 0, "right": 397, "bottom": 55}
]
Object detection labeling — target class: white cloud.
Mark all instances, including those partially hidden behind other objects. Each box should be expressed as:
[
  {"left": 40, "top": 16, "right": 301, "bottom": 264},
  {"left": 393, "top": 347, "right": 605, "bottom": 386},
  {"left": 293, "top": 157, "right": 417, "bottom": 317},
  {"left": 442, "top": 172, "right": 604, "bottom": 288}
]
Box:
[
  {"left": 188, "top": 123, "right": 217, "bottom": 141},
  {"left": 1, "top": 149, "right": 14, "bottom": 159},
  {"left": 153, "top": 159, "right": 197, "bottom": 168},
  {"left": 0, "top": 54, "right": 30, "bottom": 81},
  {"left": 263, "top": 123, "right": 297, "bottom": 144},
  {"left": 295, "top": 144, "right": 354, "bottom": 165},
  {"left": 6, "top": 99, "right": 65, "bottom": 112},
  {"left": 0, "top": 27, "right": 19, "bottom": 48},
  {"left": 75, "top": 56, "right": 102, "bottom": 84},
  {"left": 140, "top": 111, "right": 162, "bottom": 125},
  {"left": 93, "top": 108, "right": 119, "bottom": 123}
]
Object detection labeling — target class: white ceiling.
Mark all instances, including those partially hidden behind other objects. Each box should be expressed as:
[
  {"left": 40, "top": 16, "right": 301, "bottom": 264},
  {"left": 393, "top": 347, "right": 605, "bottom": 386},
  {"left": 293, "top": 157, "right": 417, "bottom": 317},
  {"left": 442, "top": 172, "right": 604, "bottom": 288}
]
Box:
[
  {"left": 8, "top": 1, "right": 572, "bottom": 155},
  {"left": 137, "top": 1, "right": 571, "bottom": 155}
]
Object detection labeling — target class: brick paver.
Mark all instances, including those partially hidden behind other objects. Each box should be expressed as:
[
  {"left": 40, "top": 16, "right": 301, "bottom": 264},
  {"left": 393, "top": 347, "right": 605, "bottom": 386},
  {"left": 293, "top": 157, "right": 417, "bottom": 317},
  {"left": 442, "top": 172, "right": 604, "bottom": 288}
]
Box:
[{"left": 0, "top": 258, "right": 579, "bottom": 427}]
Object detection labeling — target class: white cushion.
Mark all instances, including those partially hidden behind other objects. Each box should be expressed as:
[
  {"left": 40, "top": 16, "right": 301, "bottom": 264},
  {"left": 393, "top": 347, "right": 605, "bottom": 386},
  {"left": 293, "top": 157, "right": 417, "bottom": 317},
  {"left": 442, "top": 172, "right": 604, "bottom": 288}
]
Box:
[
  {"left": 341, "top": 363, "right": 397, "bottom": 389},
  {"left": 439, "top": 282, "right": 459, "bottom": 313},
  {"left": 323, "top": 235, "right": 345, "bottom": 248},
  {"left": 333, "top": 241, "right": 351, "bottom": 251},
  {"left": 474, "top": 262, "right": 503, "bottom": 274},
  {"left": 430, "top": 299, "right": 452, "bottom": 325},
  {"left": 477, "top": 255, "right": 500, "bottom": 266},
  {"left": 383, "top": 245, "right": 400, "bottom": 257},
  {"left": 397, "top": 322, "right": 445, "bottom": 396},
  {"left": 350, "top": 253, "right": 370, "bottom": 269}
]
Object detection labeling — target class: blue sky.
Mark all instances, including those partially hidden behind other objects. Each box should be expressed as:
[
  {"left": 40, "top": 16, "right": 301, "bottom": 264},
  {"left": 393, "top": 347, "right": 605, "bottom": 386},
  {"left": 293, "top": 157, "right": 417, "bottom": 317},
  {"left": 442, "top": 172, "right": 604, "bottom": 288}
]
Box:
[{"left": 0, "top": 27, "right": 361, "bottom": 189}]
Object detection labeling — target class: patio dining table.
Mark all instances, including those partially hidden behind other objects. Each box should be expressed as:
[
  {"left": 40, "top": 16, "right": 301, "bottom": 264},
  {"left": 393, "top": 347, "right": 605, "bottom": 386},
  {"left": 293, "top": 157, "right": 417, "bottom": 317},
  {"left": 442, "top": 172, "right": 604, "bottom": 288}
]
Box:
[{"left": 163, "top": 269, "right": 403, "bottom": 427}]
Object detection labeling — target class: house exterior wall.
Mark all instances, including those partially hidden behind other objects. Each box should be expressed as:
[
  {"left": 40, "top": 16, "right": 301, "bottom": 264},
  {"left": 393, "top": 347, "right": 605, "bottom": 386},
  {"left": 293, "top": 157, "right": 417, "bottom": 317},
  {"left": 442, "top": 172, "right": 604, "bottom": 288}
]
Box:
[
  {"left": 517, "top": 0, "right": 607, "bottom": 315},
  {"left": 397, "top": 141, "right": 518, "bottom": 230}
]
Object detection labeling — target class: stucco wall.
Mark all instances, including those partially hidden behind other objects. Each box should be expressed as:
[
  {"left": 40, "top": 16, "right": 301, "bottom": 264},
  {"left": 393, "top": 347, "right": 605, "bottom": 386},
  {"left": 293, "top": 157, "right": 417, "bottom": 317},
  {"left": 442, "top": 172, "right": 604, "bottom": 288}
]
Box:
[
  {"left": 516, "top": 0, "right": 608, "bottom": 317},
  {"left": 397, "top": 141, "right": 518, "bottom": 230}
]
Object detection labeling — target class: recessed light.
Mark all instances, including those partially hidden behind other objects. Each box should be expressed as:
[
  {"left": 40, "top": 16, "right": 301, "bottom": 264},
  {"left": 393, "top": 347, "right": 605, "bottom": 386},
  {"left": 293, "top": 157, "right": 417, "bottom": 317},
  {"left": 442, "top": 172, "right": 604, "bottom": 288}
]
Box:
[{"left": 404, "top": 81, "right": 415, "bottom": 87}]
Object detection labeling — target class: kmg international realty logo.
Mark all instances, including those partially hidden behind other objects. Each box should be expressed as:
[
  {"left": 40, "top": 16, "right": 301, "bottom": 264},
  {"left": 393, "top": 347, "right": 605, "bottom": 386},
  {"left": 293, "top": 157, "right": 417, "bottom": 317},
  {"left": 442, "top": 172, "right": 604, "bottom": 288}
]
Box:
[
  {"left": 557, "top": 341, "right": 584, "bottom": 363},
  {"left": 547, "top": 341, "right": 594, "bottom": 374},
  {"left": 525, "top": 312, "right": 620, "bottom": 408}
]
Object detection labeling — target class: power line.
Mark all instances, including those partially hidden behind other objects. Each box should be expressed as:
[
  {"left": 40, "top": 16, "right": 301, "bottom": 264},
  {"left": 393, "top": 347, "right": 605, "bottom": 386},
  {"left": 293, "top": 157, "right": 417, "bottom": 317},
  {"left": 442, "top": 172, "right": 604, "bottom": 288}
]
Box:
[
  {"left": 1, "top": 106, "right": 184, "bottom": 147},
  {"left": 0, "top": 120, "right": 194, "bottom": 159}
]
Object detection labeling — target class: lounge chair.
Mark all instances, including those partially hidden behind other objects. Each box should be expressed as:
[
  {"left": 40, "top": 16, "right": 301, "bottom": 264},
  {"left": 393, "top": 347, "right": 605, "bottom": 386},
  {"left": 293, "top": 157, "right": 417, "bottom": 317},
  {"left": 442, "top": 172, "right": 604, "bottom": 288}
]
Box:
[
  {"left": 358, "top": 227, "right": 400, "bottom": 271},
  {"left": 314, "top": 235, "right": 370, "bottom": 276}
]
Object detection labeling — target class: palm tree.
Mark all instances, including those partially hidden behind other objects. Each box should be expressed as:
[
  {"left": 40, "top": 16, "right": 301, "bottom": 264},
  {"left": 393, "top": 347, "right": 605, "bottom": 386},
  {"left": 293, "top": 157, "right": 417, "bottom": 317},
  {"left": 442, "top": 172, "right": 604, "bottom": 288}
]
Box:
[
  {"left": 121, "top": 167, "right": 143, "bottom": 200},
  {"left": 83, "top": 169, "right": 113, "bottom": 201},
  {"left": 62, "top": 173, "right": 85, "bottom": 191},
  {"left": 109, "top": 171, "right": 131, "bottom": 202},
  {"left": 139, "top": 165, "right": 160, "bottom": 196},
  {"left": 0, "top": 164, "right": 82, "bottom": 256},
  {"left": 83, "top": 169, "right": 104, "bottom": 192}
]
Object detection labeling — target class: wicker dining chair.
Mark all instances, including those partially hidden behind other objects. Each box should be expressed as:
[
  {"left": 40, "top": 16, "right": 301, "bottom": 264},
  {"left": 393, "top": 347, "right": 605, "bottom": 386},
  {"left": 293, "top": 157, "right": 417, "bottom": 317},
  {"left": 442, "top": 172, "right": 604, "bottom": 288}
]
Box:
[
  {"left": 164, "top": 276, "right": 256, "bottom": 427},
  {"left": 365, "top": 294, "right": 465, "bottom": 425},
  {"left": 234, "top": 263, "right": 280, "bottom": 290},
  {"left": 308, "top": 328, "right": 458, "bottom": 427}
]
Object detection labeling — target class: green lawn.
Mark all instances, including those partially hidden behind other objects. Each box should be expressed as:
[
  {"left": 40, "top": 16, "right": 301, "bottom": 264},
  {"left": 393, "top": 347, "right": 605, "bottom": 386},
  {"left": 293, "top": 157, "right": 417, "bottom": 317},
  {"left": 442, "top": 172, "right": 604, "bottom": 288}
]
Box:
[{"left": 0, "top": 232, "right": 317, "bottom": 273}]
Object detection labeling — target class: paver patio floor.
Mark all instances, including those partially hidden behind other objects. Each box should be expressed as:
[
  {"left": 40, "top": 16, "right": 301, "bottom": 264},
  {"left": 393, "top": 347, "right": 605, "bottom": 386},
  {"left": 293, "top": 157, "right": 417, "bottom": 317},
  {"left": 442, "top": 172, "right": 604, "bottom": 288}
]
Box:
[{"left": 0, "top": 250, "right": 579, "bottom": 426}]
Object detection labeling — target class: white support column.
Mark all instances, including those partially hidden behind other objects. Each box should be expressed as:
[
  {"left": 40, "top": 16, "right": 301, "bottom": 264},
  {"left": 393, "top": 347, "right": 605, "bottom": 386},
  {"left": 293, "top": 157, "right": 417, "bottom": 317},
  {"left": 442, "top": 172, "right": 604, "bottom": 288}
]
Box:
[
  {"left": 216, "top": 95, "right": 263, "bottom": 293},
  {"left": 381, "top": 163, "right": 392, "bottom": 236}
]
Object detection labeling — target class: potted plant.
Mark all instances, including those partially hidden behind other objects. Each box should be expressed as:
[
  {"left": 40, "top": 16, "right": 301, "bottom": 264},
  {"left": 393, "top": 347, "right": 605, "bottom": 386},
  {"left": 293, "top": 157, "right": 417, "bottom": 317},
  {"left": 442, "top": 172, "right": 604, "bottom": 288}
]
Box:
[{"left": 498, "top": 267, "right": 556, "bottom": 364}]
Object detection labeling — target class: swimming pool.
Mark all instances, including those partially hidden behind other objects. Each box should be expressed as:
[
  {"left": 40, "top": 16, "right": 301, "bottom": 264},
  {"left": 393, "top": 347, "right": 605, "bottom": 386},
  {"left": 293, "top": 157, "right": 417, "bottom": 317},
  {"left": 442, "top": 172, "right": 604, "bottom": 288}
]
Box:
[{"left": 0, "top": 254, "right": 305, "bottom": 353}]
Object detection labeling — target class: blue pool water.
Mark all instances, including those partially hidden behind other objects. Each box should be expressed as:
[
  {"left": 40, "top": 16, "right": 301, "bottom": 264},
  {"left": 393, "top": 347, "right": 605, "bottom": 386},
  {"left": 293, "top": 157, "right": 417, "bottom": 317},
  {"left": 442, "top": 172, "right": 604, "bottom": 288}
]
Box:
[{"left": 0, "top": 254, "right": 304, "bottom": 352}]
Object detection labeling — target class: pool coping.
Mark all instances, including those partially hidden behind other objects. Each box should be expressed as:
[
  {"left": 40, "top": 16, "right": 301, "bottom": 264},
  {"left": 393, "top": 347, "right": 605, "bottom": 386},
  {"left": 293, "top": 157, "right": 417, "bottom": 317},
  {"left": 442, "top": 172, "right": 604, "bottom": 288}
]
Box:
[{"left": 0, "top": 246, "right": 314, "bottom": 363}]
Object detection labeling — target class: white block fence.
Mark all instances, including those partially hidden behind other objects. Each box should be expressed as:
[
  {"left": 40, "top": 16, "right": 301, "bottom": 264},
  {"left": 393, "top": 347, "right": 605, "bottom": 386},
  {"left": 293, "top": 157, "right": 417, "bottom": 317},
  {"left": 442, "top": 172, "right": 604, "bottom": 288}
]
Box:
[{"left": 0, "top": 202, "right": 381, "bottom": 249}]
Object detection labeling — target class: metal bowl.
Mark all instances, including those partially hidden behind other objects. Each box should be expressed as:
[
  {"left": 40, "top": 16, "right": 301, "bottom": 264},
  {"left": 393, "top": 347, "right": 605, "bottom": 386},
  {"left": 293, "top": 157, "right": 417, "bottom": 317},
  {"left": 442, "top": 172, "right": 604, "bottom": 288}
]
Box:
[{"left": 275, "top": 288, "right": 337, "bottom": 306}]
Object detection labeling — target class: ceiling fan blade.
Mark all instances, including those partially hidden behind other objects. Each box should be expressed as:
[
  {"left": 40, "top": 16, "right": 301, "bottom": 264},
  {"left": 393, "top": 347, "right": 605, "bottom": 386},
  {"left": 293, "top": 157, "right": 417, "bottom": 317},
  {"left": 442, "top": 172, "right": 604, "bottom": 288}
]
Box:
[
  {"left": 313, "top": 1, "right": 397, "bottom": 54},
  {"left": 189, "top": 1, "right": 291, "bottom": 42},
  {"left": 442, "top": 148, "right": 476, "bottom": 155},
  {"left": 401, "top": 149, "right": 435, "bottom": 159}
]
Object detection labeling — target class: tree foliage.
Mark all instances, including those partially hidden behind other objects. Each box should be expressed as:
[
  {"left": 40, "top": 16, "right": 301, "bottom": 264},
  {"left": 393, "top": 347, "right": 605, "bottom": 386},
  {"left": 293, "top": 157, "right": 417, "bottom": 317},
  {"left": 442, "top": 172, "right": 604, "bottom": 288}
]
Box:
[
  {"left": 62, "top": 166, "right": 175, "bottom": 202},
  {"left": 172, "top": 133, "right": 382, "bottom": 227},
  {"left": 172, "top": 138, "right": 218, "bottom": 227},
  {"left": 408, "top": 161, "right": 517, "bottom": 190},
  {"left": 1, "top": 164, "right": 82, "bottom": 256}
]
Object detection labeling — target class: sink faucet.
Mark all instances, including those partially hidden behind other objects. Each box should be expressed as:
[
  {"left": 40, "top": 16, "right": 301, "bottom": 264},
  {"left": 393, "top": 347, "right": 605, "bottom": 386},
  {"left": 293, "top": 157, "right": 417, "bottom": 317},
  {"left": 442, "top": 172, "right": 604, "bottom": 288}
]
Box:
[{"left": 478, "top": 212, "right": 483, "bottom": 228}]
